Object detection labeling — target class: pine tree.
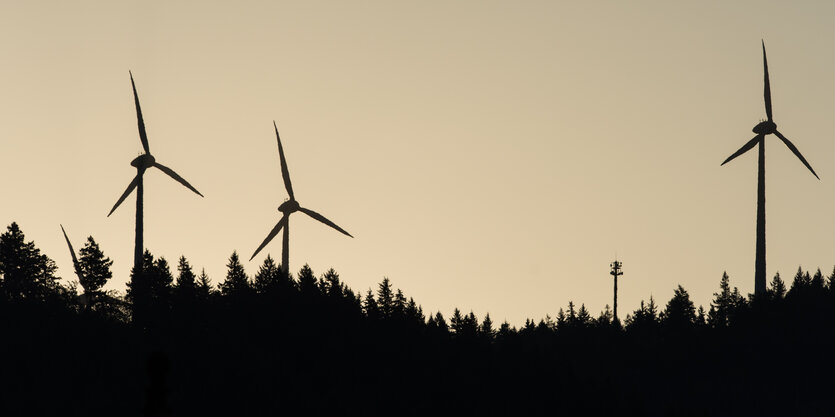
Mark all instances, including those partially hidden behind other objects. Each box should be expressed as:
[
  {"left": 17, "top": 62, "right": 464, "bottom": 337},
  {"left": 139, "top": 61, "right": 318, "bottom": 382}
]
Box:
[
  {"left": 150, "top": 256, "right": 174, "bottom": 303},
  {"left": 318, "top": 268, "right": 339, "bottom": 298},
  {"left": 253, "top": 255, "right": 280, "bottom": 294},
  {"left": 297, "top": 264, "right": 318, "bottom": 296},
  {"left": 220, "top": 251, "right": 250, "bottom": 297},
  {"left": 433, "top": 312, "right": 449, "bottom": 334},
  {"left": 769, "top": 272, "right": 787, "bottom": 300},
  {"left": 626, "top": 296, "right": 660, "bottom": 334},
  {"left": 787, "top": 267, "right": 812, "bottom": 300},
  {"left": 174, "top": 256, "right": 196, "bottom": 301},
  {"left": 708, "top": 272, "right": 739, "bottom": 328},
  {"left": 393, "top": 289, "right": 407, "bottom": 318},
  {"left": 0, "top": 222, "right": 59, "bottom": 300},
  {"left": 597, "top": 304, "right": 613, "bottom": 327},
  {"left": 480, "top": 313, "right": 495, "bottom": 340},
  {"left": 363, "top": 289, "right": 379, "bottom": 320},
  {"left": 576, "top": 304, "right": 592, "bottom": 328},
  {"left": 661, "top": 285, "right": 697, "bottom": 332},
  {"left": 196, "top": 268, "right": 214, "bottom": 301},
  {"left": 450, "top": 308, "right": 464, "bottom": 334},
  {"left": 376, "top": 278, "right": 394, "bottom": 319},
  {"left": 496, "top": 321, "right": 513, "bottom": 342},
  {"left": 405, "top": 297, "right": 424, "bottom": 325},
  {"left": 77, "top": 236, "right": 113, "bottom": 303},
  {"left": 827, "top": 266, "right": 835, "bottom": 294},
  {"left": 811, "top": 268, "right": 825, "bottom": 291}
]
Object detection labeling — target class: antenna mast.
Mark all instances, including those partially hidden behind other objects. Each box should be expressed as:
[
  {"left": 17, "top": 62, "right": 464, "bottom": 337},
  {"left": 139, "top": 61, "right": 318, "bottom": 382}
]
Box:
[{"left": 610, "top": 259, "right": 623, "bottom": 323}]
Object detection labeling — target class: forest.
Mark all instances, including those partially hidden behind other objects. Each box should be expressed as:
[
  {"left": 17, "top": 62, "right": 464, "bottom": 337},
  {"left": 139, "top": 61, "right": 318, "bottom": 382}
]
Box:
[{"left": 1, "top": 221, "right": 834, "bottom": 416}]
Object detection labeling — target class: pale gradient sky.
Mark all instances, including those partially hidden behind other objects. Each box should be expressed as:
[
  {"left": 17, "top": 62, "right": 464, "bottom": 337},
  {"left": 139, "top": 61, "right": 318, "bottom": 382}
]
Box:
[{"left": 2, "top": 1, "right": 835, "bottom": 325}]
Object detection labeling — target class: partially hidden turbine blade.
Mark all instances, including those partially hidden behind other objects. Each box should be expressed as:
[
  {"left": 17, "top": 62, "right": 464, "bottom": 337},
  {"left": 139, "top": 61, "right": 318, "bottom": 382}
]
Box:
[
  {"left": 129, "top": 71, "right": 150, "bottom": 154},
  {"left": 274, "top": 121, "right": 294, "bottom": 200},
  {"left": 153, "top": 162, "right": 204, "bottom": 197},
  {"left": 774, "top": 130, "right": 819, "bottom": 179},
  {"left": 108, "top": 174, "right": 141, "bottom": 217},
  {"left": 763, "top": 40, "right": 773, "bottom": 122},
  {"left": 299, "top": 207, "right": 353, "bottom": 238},
  {"left": 60, "top": 224, "right": 82, "bottom": 279},
  {"left": 721, "top": 135, "right": 762, "bottom": 166},
  {"left": 250, "top": 215, "right": 288, "bottom": 261}
]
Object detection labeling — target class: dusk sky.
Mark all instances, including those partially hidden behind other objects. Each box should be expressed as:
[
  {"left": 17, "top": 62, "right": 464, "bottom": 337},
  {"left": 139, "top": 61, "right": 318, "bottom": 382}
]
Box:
[{"left": 2, "top": 1, "right": 835, "bottom": 325}]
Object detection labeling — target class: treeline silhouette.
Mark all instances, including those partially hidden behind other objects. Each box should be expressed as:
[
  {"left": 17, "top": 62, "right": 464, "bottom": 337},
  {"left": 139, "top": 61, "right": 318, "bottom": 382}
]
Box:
[{"left": 1, "top": 222, "right": 834, "bottom": 416}]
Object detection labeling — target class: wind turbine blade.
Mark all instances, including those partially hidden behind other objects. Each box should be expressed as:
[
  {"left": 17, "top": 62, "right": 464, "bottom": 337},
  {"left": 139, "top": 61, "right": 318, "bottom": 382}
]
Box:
[
  {"left": 299, "top": 207, "right": 353, "bottom": 238},
  {"left": 153, "top": 162, "right": 204, "bottom": 197},
  {"left": 129, "top": 71, "right": 150, "bottom": 154},
  {"left": 721, "top": 135, "right": 761, "bottom": 166},
  {"left": 60, "top": 225, "right": 82, "bottom": 279},
  {"left": 775, "top": 130, "right": 819, "bottom": 179},
  {"left": 108, "top": 174, "right": 141, "bottom": 217},
  {"left": 274, "top": 121, "right": 294, "bottom": 200},
  {"left": 250, "top": 215, "right": 288, "bottom": 261},
  {"left": 762, "top": 40, "right": 773, "bottom": 122}
]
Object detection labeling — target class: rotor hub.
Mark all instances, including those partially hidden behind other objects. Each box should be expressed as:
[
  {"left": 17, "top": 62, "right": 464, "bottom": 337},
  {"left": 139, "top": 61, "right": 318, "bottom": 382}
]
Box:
[
  {"left": 130, "top": 153, "right": 156, "bottom": 169},
  {"left": 752, "top": 120, "right": 777, "bottom": 135},
  {"left": 278, "top": 199, "right": 300, "bottom": 214}
]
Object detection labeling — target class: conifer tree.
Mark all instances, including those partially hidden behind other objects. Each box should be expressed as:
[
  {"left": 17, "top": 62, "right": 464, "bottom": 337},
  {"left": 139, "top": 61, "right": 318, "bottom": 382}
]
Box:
[
  {"left": 253, "top": 255, "right": 280, "bottom": 294},
  {"left": 77, "top": 236, "right": 113, "bottom": 304},
  {"left": 788, "top": 267, "right": 810, "bottom": 298},
  {"left": 827, "top": 266, "right": 835, "bottom": 293},
  {"left": 811, "top": 268, "right": 825, "bottom": 291},
  {"left": 577, "top": 304, "right": 592, "bottom": 328},
  {"left": 770, "top": 272, "right": 787, "bottom": 299},
  {"left": 626, "top": 296, "right": 659, "bottom": 333},
  {"left": 0, "top": 222, "right": 59, "bottom": 300},
  {"left": 661, "top": 285, "right": 696, "bottom": 332},
  {"left": 220, "top": 251, "right": 250, "bottom": 297},
  {"left": 708, "top": 272, "right": 745, "bottom": 328},
  {"left": 376, "top": 278, "right": 394, "bottom": 319},
  {"left": 393, "top": 289, "right": 407, "bottom": 318},
  {"left": 196, "top": 268, "right": 215, "bottom": 301},
  {"left": 480, "top": 313, "right": 495, "bottom": 340},
  {"left": 434, "top": 312, "right": 449, "bottom": 334},
  {"left": 363, "top": 289, "right": 379, "bottom": 320},
  {"left": 174, "top": 256, "right": 196, "bottom": 301},
  {"left": 321, "top": 268, "right": 343, "bottom": 299},
  {"left": 405, "top": 297, "right": 424, "bottom": 325},
  {"left": 450, "top": 308, "right": 464, "bottom": 334},
  {"left": 597, "top": 304, "right": 613, "bottom": 327},
  {"left": 297, "top": 264, "right": 318, "bottom": 296},
  {"left": 150, "top": 256, "right": 174, "bottom": 302}
]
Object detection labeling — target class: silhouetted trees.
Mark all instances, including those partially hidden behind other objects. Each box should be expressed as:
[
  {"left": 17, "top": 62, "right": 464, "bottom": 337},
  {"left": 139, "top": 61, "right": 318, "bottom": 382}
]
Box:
[
  {"left": 708, "top": 272, "right": 746, "bottom": 328},
  {"left": 660, "top": 285, "right": 697, "bottom": 332},
  {"left": 6, "top": 220, "right": 835, "bottom": 414},
  {"left": 219, "top": 251, "right": 250, "bottom": 298},
  {"left": 0, "top": 222, "right": 60, "bottom": 301},
  {"left": 76, "top": 236, "right": 113, "bottom": 306}
]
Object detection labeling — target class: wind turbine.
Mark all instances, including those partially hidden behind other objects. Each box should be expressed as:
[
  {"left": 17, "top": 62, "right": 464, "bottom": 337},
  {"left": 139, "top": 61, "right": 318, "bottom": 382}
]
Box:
[
  {"left": 108, "top": 72, "right": 204, "bottom": 275},
  {"left": 60, "top": 224, "right": 88, "bottom": 306},
  {"left": 249, "top": 121, "right": 353, "bottom": 275},
  {"left": 721, "top": 41, "right": 819, "bottom": 296}
]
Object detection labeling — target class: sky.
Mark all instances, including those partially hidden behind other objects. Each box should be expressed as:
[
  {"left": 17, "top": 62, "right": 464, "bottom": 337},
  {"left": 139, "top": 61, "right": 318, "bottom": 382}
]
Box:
[{"left": 2, "top": 1, "right": 835, "bottom": 326}]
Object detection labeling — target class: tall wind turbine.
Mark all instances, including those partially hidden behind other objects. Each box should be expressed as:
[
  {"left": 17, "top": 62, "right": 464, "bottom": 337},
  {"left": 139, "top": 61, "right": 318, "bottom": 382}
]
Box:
[
  {"left": 108, "top": 72, "right": 204, "bottom": 275},
  {"left": 249, "top": 121, "right": 353, "bottom": 275},
  {"left": 60, "top": 224, "right": 90, "bottom": 307},
  {"left": 721, "top": 41, "right": 819, "bottom": 296},
  {"left": 60, "top": 225, "right": 83, "bottom": 282}
]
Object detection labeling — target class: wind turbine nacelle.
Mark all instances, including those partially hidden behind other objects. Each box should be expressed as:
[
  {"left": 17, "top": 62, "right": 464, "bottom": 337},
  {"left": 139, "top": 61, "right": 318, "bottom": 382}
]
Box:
[
  {"left": 278, "top": 200, "right": 300, "bottom": 213},
  {"left": 753, "top": 120, "right": 776, "bottom": 135},
  {"left": 130, "top": 153, "right": 156, "bottom": 169}
]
